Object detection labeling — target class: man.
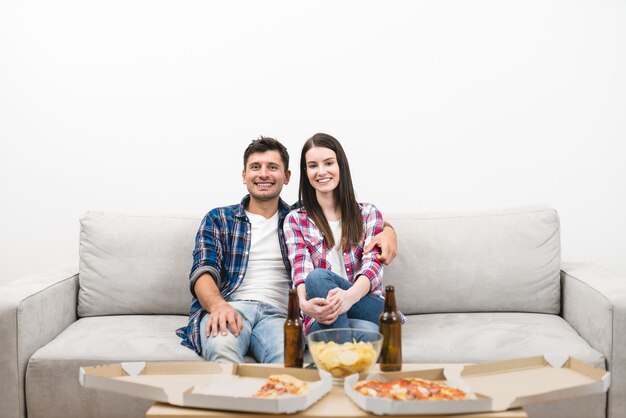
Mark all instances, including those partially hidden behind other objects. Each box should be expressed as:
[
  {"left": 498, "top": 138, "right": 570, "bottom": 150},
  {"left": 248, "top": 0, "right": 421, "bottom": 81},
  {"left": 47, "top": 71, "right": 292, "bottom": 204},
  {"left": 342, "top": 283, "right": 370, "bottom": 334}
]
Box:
[{"left": 177, "top": 137, "right": 397, "bottom": 363}]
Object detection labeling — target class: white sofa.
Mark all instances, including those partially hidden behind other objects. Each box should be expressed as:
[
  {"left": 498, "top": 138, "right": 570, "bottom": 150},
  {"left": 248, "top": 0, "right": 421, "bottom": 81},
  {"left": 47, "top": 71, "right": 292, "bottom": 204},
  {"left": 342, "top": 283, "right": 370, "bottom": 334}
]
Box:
[{"left": 1, "top": 207, "right": 624, "bottom": 418}]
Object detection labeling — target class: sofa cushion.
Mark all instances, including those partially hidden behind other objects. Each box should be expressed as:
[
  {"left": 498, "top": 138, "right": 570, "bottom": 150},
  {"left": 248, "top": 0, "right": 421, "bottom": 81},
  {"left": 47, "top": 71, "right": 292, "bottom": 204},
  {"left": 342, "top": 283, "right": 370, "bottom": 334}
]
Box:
[
  {"left": 78, "top": 211, "right": 201, "bottom": 317},
  {"left": 384, "top": 207, "right": 561, "bottom": 314},
  {"left": 401, "top": 312, "right": 605, "bottom": 368},
  {"left": 29, "top": 315, "right": 200, "bottom": 362}
]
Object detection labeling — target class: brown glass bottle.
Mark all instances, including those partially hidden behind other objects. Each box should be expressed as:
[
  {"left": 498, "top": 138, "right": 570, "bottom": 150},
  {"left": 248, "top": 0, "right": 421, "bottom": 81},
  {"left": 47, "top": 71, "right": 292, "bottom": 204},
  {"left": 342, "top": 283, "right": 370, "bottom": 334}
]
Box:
[
  {"left": 379, "top": 285, "right": 402, "bottom": 371},
  {"left": 284, "top": 288, "right": 304, "bottom": 368}
]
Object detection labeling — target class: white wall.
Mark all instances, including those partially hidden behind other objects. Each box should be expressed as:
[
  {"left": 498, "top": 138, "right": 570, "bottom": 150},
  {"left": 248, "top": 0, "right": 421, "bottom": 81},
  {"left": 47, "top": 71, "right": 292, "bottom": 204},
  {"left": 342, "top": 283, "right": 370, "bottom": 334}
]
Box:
[{"left": 1, "top": 0, "right": 625, "bottom": 284}]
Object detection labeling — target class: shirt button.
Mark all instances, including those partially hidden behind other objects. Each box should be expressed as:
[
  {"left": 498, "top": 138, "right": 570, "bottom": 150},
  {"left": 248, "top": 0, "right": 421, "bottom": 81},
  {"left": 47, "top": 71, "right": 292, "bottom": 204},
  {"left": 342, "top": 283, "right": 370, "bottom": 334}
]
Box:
[
  {"left": 239, "top": 274, "right": 243, "bottom": 279},
  {"left": 347, "top": 268, "right": 351, "bottom": 271},
  {"left": 245, "top": 251, "right": 249, "bottom": 255},
  {"left": 246, "top": 231, "right": 251, "bottom": 234}
]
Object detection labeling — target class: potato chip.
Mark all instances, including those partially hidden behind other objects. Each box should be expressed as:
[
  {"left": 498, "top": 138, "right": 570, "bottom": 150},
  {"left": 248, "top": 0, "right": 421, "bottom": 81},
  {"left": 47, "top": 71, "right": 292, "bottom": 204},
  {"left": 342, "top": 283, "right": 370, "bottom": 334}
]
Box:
[{"left": 310, "top": 340, "right": 378, "bottom": 377}]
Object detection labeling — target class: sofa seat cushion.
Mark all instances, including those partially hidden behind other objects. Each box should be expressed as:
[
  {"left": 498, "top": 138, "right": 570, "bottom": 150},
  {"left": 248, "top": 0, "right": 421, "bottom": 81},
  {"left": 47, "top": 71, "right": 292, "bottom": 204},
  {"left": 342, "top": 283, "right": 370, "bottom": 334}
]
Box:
[
  {"left": 25, "top": 315, "right": 200, "bottom": 418},
  {"left": 402, "top": 312, "right": 605, "bottom": 368},
  {"left": 29, "top": 315, "right": 200, "bottom": 362}
]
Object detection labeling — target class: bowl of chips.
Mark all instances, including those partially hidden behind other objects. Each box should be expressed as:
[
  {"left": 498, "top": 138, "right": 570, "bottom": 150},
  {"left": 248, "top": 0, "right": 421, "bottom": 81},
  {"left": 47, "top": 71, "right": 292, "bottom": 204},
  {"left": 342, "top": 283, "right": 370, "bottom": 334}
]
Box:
[{"left": 307, "top": 328, "right": 382, "bottom": 384}]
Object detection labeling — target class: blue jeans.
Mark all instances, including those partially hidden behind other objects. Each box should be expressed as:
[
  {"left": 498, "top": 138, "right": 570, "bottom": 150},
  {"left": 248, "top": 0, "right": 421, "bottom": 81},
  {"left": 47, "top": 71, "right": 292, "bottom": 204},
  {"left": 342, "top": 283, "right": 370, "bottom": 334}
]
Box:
[
  {"left": 199, "top": 300, "right": 285, "bottom": 363},
  {"left": 306, "top": 268, "right": 384, "bottom": 333}
]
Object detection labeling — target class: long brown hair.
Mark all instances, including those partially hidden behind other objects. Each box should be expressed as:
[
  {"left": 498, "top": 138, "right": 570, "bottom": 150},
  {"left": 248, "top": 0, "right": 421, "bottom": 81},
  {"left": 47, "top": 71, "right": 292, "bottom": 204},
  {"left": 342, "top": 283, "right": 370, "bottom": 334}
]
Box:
[{"left": 298, "top": 133, "right": 363, "bottom": 250}]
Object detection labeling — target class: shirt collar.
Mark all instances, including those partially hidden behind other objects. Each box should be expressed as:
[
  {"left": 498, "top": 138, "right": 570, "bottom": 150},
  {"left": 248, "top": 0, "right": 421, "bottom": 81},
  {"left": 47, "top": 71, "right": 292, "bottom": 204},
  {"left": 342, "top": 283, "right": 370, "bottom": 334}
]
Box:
[{"left": 236, "top": 194, "right": 291, "bottom": 219}]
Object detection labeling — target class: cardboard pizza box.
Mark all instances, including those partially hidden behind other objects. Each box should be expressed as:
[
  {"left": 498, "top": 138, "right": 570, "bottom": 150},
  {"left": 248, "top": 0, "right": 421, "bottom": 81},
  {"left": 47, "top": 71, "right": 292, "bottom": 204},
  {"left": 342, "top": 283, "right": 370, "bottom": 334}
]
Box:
[
  {"left": 460, "top": 355, "right": 609, "bottom": 410},
  {"left": 344, "top": 366, "right": 493, "bottom": 415},
  {"left": 343, "top": 355, "right": 609, "bottom": 416},
  {"left": 80, "top": 361, "right": 332, "bottom": 414}
]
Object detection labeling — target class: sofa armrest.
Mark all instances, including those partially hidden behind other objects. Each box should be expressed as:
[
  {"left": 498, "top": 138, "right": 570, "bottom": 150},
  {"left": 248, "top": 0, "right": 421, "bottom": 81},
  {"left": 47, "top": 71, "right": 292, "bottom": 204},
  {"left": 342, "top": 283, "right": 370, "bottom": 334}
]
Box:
[
  {"left": 0, "top": 263, "right": 79, "bottom": 418},
  {"left": 561, "top": 262, "right": 626, "bottom": 418}
]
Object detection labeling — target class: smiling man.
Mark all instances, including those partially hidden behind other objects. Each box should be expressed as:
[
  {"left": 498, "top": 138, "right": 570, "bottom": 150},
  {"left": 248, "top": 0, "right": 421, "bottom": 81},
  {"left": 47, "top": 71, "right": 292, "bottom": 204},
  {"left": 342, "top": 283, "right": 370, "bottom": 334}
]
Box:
[{"left": 177, "top": 137, "right": 397, "bottom": 363}]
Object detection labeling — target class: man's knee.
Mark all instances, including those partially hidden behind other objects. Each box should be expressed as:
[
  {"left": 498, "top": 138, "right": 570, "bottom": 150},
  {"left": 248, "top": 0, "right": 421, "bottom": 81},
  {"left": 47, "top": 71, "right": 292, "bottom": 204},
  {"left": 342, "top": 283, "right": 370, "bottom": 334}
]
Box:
[
  {"left": 201, "top": 333, "right": 246, "bottom": 363},
  {"left": 254, "top": 338, "right": 284, "bottom": 364},
  {"left": 251, "top": 312, "right": 287, "bottom": 363},
  {"left": 199, "top": 314, "right": 250, "bottom": 363}
]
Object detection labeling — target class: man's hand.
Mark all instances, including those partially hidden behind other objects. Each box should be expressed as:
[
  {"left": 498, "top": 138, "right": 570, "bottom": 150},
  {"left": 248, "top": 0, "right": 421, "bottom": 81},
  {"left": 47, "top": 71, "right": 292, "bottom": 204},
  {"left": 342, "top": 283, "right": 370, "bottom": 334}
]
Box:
[
  {"left": 364, "top": 223, "right": 398, "bottom": 265},
  {"left": 194, "top": 273, "right": 243, "bottom": 338},
  {"left": 206, "top": 301, "right": 243, "bottom": 337},
  {"left": 300, "top": 297, "right": 341, "bottom": 325}
]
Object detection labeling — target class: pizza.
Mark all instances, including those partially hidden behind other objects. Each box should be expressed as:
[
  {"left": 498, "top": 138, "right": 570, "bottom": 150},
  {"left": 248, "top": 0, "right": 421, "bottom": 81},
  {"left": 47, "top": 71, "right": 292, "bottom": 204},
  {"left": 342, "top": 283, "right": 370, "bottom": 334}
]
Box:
[
  {"left": 253, "top": 374, "right": 309, "bottom": 398},
  {"left": 353, "top": 377, "right": 468, "bottom": 401}
]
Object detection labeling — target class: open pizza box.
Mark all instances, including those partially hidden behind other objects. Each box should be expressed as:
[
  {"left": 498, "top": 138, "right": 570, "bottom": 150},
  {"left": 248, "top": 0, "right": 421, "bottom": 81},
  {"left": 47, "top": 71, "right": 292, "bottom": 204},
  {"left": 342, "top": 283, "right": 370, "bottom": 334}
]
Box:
[
  {"left": 344, "top": 355, "right": 610, "bottom": 415},
  {"left": 79, "top": 361, "right": 332, "bottom": 414}
]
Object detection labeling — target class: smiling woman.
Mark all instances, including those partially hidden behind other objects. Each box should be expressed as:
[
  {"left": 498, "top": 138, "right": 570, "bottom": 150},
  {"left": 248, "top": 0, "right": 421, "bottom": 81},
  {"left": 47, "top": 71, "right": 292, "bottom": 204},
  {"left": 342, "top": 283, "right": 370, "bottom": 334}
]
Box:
[
  {"left": 305, "top": 146, "right": 341, "bottom": 201},
  {"left": 283, "top": 133, "right": 391, "bottom": 337}
]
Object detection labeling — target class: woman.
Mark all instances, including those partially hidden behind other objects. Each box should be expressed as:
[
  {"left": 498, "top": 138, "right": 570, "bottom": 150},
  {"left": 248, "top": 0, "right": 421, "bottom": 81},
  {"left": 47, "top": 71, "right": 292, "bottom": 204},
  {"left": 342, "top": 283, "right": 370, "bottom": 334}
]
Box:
[{"left": 283, "top": 133, "right": 386, "bottom": 335}]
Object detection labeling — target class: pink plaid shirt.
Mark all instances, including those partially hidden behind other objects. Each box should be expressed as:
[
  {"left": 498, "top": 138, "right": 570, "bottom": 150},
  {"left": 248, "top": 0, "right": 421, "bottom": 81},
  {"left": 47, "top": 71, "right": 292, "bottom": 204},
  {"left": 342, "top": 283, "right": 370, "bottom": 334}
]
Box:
[{"left": 283, "top": 202, "right": 385, "bottom": 334}]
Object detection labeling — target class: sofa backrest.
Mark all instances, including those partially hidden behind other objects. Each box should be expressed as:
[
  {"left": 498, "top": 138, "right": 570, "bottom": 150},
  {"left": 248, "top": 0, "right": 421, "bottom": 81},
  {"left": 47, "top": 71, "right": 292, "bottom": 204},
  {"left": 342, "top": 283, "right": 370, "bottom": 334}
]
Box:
[
  {"left": 383, "top": 207, "right": 561, "bottom": 315},
  {"left": 78, "top": 207, "right": 561, "bottom": 318},
  {"left": 78, "top": 211, "right": 200, "bottom": 317}
]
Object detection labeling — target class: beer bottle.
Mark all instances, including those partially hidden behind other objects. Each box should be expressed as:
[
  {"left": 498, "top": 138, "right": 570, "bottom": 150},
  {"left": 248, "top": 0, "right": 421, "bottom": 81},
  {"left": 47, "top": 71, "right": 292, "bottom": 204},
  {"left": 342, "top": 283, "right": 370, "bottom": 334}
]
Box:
[
  {"left": 379, "top": 285, "right": 402, "bottom": 371},
  {"left": 284, "top": 288, "right": 304, "bottom": 368}
]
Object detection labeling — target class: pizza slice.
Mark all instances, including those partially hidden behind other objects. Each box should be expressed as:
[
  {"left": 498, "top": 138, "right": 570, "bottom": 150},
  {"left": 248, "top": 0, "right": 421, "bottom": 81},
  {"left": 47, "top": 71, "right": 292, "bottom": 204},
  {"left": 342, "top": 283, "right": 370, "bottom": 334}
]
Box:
[
  {"left": 253, "top": 374, "right": 309, "bottom": 399},
  {"left": 353, "top": 377, "right": 468, "bottom": 401}
]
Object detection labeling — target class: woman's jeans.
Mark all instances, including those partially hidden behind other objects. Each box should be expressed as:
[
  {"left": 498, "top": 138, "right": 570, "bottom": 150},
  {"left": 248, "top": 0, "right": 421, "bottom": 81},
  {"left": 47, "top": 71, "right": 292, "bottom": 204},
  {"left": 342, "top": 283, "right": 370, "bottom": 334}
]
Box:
[{"left": 305, "top": 268, "right": 383, "bottom": 334}]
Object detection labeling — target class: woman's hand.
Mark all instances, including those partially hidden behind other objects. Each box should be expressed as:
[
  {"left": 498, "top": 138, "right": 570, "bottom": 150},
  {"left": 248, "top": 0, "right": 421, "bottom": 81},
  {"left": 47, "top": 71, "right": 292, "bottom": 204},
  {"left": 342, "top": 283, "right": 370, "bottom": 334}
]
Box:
[
  {"left": 326, "top": 275, "right": 370, "bottom": 316},
  {"left": 300, "top": 297, "right": 341, "bottom": 325},
  {"left": 326, "top": 288, "right": 358, "bottom": 315}
]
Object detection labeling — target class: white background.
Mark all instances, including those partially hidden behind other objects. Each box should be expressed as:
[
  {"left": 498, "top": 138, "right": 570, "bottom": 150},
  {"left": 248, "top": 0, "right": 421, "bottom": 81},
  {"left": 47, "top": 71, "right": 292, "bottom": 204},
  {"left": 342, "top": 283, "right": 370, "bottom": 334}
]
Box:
[{"left": 1, "top": 1, "right": 625, "bottom": 285}]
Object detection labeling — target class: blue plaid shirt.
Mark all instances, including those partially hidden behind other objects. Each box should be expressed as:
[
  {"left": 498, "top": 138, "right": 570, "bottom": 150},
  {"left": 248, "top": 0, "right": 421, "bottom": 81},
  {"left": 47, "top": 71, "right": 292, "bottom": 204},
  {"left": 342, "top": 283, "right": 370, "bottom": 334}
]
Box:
[{"left": 176, "top": 195, "right": 293, "bottom": 354}]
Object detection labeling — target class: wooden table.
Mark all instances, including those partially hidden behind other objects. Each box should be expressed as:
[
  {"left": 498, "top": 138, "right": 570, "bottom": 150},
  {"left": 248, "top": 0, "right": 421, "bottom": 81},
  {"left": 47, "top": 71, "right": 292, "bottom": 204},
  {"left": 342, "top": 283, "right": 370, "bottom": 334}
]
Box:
[{"left": 145, "top": 363, "right": 527, "bottom": 418}]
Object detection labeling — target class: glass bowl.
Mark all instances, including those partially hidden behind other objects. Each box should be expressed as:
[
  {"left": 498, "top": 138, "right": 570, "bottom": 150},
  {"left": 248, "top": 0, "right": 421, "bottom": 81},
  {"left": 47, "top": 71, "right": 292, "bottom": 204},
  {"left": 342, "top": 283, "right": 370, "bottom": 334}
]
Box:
[{"left": 307, "top": 328, "right": 382, "bottom": 385}]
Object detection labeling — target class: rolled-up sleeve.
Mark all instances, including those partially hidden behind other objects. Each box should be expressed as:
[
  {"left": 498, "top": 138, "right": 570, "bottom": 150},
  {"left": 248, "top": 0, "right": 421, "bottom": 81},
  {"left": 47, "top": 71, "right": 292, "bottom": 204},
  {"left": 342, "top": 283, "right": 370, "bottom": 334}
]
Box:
[{"left": 189, "top": 212, "right": 224, "bottom": 297}]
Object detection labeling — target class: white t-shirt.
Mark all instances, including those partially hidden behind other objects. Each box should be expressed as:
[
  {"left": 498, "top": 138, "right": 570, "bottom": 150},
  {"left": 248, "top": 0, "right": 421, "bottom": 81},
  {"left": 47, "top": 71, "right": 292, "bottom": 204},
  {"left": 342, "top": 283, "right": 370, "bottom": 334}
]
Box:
[
  {"left": 327, "top": 219, "right": 348, "bottom": 280},
  {"left": 229, "top": 210, "right": 291, "bottom": 313}
]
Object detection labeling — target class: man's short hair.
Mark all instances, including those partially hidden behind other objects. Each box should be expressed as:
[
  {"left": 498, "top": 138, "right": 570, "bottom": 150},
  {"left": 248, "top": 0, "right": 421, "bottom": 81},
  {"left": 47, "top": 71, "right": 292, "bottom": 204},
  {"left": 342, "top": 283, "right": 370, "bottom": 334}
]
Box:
[{"left": 243, "top": 136, "right": 290, "bottom": 171}]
